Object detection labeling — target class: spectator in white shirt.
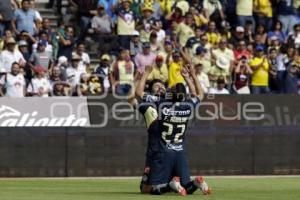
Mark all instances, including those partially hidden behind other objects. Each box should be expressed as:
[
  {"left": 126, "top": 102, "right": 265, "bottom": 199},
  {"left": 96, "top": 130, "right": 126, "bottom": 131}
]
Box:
[
  {"left": 74, "top": 43, "right": 90, "bottom": 72},
  {"left": 0, "top": 37, "right": 26, "bottom": 73},
  {"left": 66, "top": 54, "right": 86, "bottom": 90},
  {"left": 209, "top": 76, "right": 230, "bottom": 94},
  {"left": 0, "top": 62, "right": 26, "bottom": 97},
  {"left": 195, "top": 63, "right": 210, "bottom": 94},
  {"left": 27, "top": 65, "right": 51, "bottom": 97}
]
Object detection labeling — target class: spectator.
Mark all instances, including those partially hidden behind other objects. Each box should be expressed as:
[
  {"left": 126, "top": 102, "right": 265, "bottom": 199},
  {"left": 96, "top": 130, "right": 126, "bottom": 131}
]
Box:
[
  {"left": 71, "top": 0, "right": 98, "bottom": 42},
  {"left": 284, "top": 61, "right": 300, "bottom": 93},
  {"left": 192, "top": 46, "right": 212, "bottom": 74},
  {"left": 110, "top": 48, "right": 135, "bottom": 96},
  {"left": 206, "top": 21, "right": 221, "bottom": 46},
  {"left": 208, "top": 56, "right": 231, "bottom": 88},
  {"left": 0, "top": 37, "right": 25, "bottom": 73},
  {"left": 195, "top": 63, "right": 210, "bottom": 94},
  {"left": 176, "top": 12, "right": 195, "bottom": 47},
  {"left": 116, "top": 0, "right": 136, "bottom": 49},
  {"left": 18, "top": 40, "right": 30, "bottom": 61},
  {"left": 27, "top": 65, "right": 51, "bottom": 97},
  {"left": 57, "top": 26, "right": 75, "bottom": 61},
  {"left": 229, "top": 26, "right": 247, "bottom": 47},
  {"left": 46, "top": 0, "right": 62, "bottom": 14},
  {"left": 92, "top": 3, "right": 116, "bottom": 54},
  {"left": 233, "top": 55, "right": 252, "bottom": 94},
  {"left": 66, "top": 54, "right": 86, "bottom": 89},
  {"left": 165, "top": 7, "right": 184, "bottom": 29},
  {"left": 255, "top": 24, "right": 268, "bottom": 45},
  {"left": 234, "top": 40, "right": 251, "bottom": 60},
  {"left": 129, "top": 31, "right": 142, "bottom": 58},
  {"left": 168, "top": 49, "right": 185, "bottom": 88},
  {"left": 253, "top": 0, "right": 273, "bottom": 31},
  {"left": 97, "top": 0, "right": 118, "bottom": 22},
  {"left": 147, "top": 55, "right": 168, "bottom": 83},
  {"left": 52, "top": 82, "right": 71, "bottom": 96},
  {"left": 136, "top": 3, "right": 157, "bottom": 43},
  {"left": 277, "top": 0, "right": 298, "bottom": 34},
  {"left": 55, "top": 56, "right": 69, "bottom": 81},
  {"left": 158, "top": 40, "right": 173, "bottom": 63},
  {"left": 0, "top": 62, "right": 26, "bottom": 97},
  {"left": 267, "top": 20, "right": 286, "bottom": 44},
  {"left": 189, "top": 6, "right": 209, "bottom": 27},
  {"left": 0, "top": 0, "right": 17, "bottom": 36},
  {"left": 32, "top": 31, "right": 53, "bottom": 53},
  {"left": 29, "top": 40, "right": 54, "bottom": 71},
  {"left": 149, "top": 31, "right": 160, "bottom": 53},
  {"left": 268, "top": 47, "right": 280, "bottom": 93},
  {"left": 76, "top": 73, "right": 90, "bottom": 96},
  {"left": 94, "top": 54, "right": 111, "bottom": 92},
  {"left": 287, "top": 24, "right": 300, "bottom": 48},
  {"left": 12, "top": 0, "right": 40, "bottom": 36},
  {"left": 249, "top": 45, "right": 270, "bottom": 94},
  {"left": 236, "top": 0, "right": 255, "bottom": 29},
  {"left": 212, "top": 38, "right": 235, "bottom": 69},
  {"left": 50, "top": 66, "right": 62, "bottom": 87},
  {"left": 134, "top": 42, "right": 156, "bottom": 73},
  {"left": 209, "top": 76, "right": 230, "bottom": 94},
  {"left": 203, "top": 0, "right": 225, "bottom": 29},
  {"left": 75, "top": 43, "right": 90, "bottom": 72},
  {"left": 186, "top": 26, "right": 203, "bottom": 55}
]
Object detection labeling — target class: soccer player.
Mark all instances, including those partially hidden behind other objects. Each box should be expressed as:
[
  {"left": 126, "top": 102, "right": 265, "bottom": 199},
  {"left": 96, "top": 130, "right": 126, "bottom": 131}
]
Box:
[{"left": 136, "top": 64, "right": 211, "bottom": 196}]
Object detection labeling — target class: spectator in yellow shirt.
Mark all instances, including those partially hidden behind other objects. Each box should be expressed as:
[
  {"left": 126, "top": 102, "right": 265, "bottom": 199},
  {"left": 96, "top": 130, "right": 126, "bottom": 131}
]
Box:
[
  {"left": 147, "top": 55, "right": 168, "bottom": 84},
  {"left": 168, "top": 49, "right": 185, "bottom": 88},
  {"left": 206, "top": 21, "right": 221, "bottom": 46},
  {"left": 249, "top": 45, "right": 270, "bottom": 94},
  {"left": 253, "top": 0, "right": 273, "bottom": 31},
  {"left": 176, "top": 12, "right": 195, "bottom": 47}
]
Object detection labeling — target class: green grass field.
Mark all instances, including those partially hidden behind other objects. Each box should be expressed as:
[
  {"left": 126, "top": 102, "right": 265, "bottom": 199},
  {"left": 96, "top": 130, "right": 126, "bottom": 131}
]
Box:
[{"left": 0, "top": 177, "right": 300, "bottom": 200}]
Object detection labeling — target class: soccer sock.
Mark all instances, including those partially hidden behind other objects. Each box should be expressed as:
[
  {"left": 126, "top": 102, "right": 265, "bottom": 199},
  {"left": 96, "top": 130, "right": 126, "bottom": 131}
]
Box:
[
  {"left": 150, "top": 184, "right": 170, "bottom": 195},
  {"left": 184, "top": 181, "right": 198, "bottom": 194}
]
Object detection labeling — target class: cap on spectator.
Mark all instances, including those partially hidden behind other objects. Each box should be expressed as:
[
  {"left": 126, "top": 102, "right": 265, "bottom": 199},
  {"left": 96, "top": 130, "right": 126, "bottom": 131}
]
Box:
[
  {"left": 216, "top": 57, "right": 230, "bottom": 70},
  {"left": 255, "top": 45, "right": 264, "bottom": 51},
  {"left": 196, "top": 46, "right": 207, "bottom": 55},
  {"left": 6, "top": 37, "right": 16, "bottom": 44},
  {"left": 122, "top": 0, "right": 132, "bottom": 3},
  {"left": 270, "top": 35, "right": 279, "bottom": 41},
  {"left": 98, "top": 3, "right": 105, "bottom": 8},
  {"left": 142, "top": 4, "right": 154, "bottom": 13},
  {"left": 164, "top": 40, "right": 172, "bottom": 45},
  {"left": 34, "top": 65, "right": 47, "bottom": 74},
  {"left": 142, "top": 42, "right": 150, "bottom": 48},
  {"left": 58, "top": 56, "right": 68, "bottom": 65},
  {"left": 221, "top": 21, "right": 231, "bottom": 29},
  {"left": 18, "top": 40, "right": 28, "bottom": 46},
  {"left": 236, "top": 26, "right": 245, "bottom": 33},
  {"left": 155, "top": 55, "right": 164, "bottom": 62},
  {"left": 101, "top": 54, "right": 110, "bottom": 61},
  {"left": 132, "top": 30, "right": 140, "bottom": 36},
  {"left": 38, "top": 40, "right": 47, "bottom": 46},
  {"left": 71, "top": 54, "right": 82, "bottom": 61},
  {"left": 172, "top": 48, "right": 181, "bottom": 56}
]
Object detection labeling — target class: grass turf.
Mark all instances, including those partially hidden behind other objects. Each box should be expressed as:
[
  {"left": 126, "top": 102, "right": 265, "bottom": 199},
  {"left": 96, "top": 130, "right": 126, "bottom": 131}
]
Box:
[{"left": 0, "top": 177, "right": 300, "bottom": 200}]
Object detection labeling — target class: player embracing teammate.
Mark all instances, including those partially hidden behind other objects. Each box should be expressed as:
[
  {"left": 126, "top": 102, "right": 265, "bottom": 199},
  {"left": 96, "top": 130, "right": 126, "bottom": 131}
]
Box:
[{"left": 134, "top": 62, "right": 212, "bottom": 196}]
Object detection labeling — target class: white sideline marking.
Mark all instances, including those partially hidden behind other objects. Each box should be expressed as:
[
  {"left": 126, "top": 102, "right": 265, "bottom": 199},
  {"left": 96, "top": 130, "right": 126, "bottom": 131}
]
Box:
[{"left": 0, "top": 175, "right": 300, "bottom": 180}]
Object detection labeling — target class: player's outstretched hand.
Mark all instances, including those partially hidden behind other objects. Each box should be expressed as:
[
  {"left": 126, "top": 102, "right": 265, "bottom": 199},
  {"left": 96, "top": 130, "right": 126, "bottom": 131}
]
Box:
[{"left": 145, "top": 65, "right": 154, "bottom": 74}]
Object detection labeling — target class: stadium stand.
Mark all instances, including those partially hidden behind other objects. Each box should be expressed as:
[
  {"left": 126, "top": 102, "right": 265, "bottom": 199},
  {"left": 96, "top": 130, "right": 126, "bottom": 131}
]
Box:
[{"left": 1, "top": 0, "right": 300, "bottom": 97}]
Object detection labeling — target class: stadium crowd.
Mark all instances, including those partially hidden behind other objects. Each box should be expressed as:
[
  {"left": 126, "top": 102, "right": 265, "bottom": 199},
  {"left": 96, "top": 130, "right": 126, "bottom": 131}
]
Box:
[{"left": 1, "top": 0, "right": 300, "bottom": 97}]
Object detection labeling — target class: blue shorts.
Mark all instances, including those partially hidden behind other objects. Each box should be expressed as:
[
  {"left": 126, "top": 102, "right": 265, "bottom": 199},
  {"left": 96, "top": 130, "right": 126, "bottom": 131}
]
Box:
[{"left": 148, "top": 151, "right": 191, "bottom": 186}]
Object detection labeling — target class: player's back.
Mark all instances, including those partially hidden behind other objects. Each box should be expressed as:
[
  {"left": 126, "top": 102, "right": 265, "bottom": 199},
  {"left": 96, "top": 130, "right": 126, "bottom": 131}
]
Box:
[{"left": 157, "top": 99, "right": 196, "bottom": 153}]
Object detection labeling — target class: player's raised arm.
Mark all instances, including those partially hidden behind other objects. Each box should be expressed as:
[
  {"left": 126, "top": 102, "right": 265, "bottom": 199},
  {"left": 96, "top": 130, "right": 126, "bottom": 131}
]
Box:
[
  {"left": 135, "top": 65, "right": 153, "bottom": 99},
  {"left": 181, "top": 64, "right": 196, "bottom": 97},
  {"left": 188, "top": 64, "right": 205, "bottom": 101}
]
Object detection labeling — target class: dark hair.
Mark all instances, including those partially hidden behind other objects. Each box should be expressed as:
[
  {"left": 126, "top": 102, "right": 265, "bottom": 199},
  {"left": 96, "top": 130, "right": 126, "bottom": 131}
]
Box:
[
  {"left": 271, "top": 20, "right": 282, "bottom": 31},
  {"left": 149, "top": 79, "right": 165, "bottom": 92},
  {"left": 171, "top": 83, "right": 186, "bottom": 102},
  {"left": 22, "top": 0, "right": 30, "bottom": 3}
]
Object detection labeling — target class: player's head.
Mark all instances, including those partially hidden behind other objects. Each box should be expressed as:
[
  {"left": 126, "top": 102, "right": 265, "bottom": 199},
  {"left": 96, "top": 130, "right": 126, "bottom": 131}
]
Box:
[
  {"left": 171, "top": 83, "right": 186, "bottom": 102},
  {"left": 149, "top": 79, "right": 166, "bottom": 96}
]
